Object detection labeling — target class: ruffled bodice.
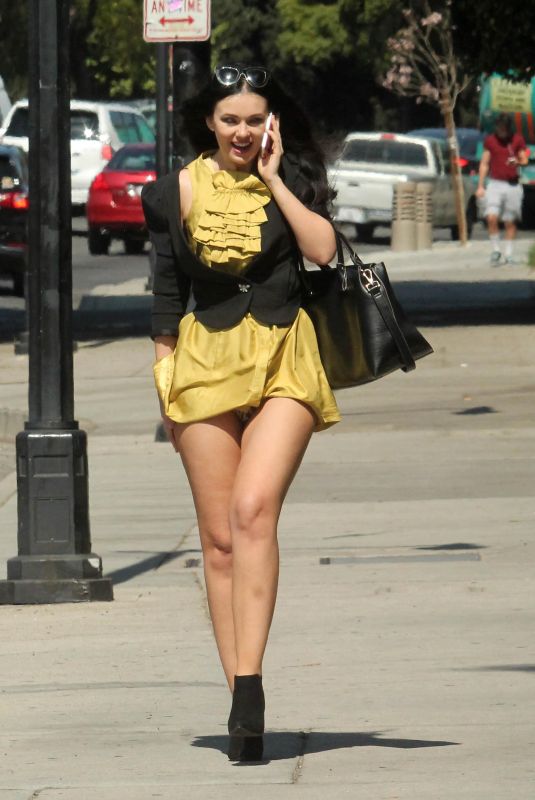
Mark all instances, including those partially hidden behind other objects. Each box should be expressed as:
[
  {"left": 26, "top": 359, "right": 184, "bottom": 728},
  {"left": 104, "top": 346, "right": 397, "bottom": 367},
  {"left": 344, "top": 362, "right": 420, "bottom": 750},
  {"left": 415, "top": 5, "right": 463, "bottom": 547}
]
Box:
[{"left": 185, "top": 153, "right": 271, "bottom": 273}]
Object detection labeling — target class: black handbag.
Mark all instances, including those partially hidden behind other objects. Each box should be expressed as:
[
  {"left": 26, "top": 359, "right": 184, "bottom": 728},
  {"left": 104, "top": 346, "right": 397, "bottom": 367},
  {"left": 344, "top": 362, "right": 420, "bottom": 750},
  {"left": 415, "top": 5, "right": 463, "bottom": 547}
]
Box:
[{"left": 298, "top": 231, "right": 433, "bottom": 389}]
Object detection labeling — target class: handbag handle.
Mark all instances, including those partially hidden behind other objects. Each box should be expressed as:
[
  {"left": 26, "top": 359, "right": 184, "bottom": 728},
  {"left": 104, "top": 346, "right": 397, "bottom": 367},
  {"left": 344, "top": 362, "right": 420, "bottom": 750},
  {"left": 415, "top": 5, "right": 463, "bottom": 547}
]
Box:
[
  {"left": 297, "top": 228, "right": 416, "bottom": 373},
  {"left": 333, "top": 230, "right": 416, "bottom": 372}
]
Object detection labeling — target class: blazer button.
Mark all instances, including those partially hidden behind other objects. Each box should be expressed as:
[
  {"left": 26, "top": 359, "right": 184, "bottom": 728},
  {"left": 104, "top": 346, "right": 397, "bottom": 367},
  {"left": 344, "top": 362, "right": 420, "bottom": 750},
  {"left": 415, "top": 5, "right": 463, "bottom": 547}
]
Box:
[{"left": 238, "top": 283, "right": 250, "bottom": 293}]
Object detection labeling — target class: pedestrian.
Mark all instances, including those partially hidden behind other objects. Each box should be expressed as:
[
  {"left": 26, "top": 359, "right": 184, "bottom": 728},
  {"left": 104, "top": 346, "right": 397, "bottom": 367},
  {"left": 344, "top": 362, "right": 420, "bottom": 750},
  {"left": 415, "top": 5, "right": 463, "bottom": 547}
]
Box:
[
  {"left": 476, "top": 112, "right": 528, "bottom": 265},
  {"left": 141, "top": 64, "right": 341, "bottom": 762}
]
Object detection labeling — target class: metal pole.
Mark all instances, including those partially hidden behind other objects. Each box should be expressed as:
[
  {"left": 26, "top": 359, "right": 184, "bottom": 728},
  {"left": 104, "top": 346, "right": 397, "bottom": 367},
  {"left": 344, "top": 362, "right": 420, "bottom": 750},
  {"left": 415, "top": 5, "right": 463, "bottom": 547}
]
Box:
[
  {"left": 155, "top": 44, "right": 170, "bottom": 179},
  {"left": 0, "top": 0, "right": 113, "bottom": 604}
]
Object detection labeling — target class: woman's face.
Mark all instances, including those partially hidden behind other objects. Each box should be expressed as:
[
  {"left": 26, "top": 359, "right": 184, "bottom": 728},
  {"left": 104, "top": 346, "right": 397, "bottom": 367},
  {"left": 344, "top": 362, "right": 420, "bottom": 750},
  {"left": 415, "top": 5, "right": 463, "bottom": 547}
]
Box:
[{"left": 206, "top": 91, "right": 269, "bottom": 170}]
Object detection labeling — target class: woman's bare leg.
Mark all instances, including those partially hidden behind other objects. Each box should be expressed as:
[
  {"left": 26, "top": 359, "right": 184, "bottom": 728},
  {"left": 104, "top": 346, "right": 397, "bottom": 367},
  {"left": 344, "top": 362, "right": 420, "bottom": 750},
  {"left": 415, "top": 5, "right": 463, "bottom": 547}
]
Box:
[
  {"left": 229, "top": 398, "right": 316, "bottom": 676},
  {"left": 174, "top": 413, "right": 242, "bottom": 688}
]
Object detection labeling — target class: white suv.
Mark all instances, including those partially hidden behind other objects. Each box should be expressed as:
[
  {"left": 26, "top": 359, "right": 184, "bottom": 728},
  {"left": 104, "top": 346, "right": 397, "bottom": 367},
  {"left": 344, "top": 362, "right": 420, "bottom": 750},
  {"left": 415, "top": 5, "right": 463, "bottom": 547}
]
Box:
[{"left": 0, "top": 99, "right": 155, "bottom": 206}]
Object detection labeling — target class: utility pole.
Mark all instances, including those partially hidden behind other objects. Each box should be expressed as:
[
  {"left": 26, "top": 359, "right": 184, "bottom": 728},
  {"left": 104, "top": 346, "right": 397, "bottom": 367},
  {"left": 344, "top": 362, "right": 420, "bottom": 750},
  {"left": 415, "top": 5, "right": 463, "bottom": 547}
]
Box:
[{"left": 0, "top": 0, "right": 112, "bottom": 604}]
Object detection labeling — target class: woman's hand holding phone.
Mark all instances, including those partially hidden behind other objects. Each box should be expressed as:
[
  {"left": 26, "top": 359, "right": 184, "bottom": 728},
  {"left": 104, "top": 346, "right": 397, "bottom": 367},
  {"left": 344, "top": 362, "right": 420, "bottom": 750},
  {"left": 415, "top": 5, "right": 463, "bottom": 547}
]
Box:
[
  {"left": 258, "top": 113, "right": 283, "bottom": 185},
  {"left": 261, "top": 112, "right": 274, "bottom": 158}
]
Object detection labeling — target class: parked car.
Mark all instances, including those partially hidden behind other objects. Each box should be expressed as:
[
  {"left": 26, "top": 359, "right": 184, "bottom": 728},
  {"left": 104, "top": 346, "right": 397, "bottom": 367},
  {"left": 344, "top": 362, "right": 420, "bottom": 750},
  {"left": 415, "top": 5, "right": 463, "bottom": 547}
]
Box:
[
  {"left": 0, "top": 75, "right": 11, "bottom": 127},
  {"left": 406, "top": 127, "right": 484, "bottom": 177},
  {"left": 128, "top": 100, "right": 157, "bottom": 132},
  {"left": 328, "top": 132, "right": 478, "bottom": 241},
  {"left": 0, "top": 100, "right": 155, "bottom": 208},
  {"left": 86, "top": 143, "right": 156, "bottom": 255},
  {"left": 0, "top": 144, "right": 28, "bottom": 296}
]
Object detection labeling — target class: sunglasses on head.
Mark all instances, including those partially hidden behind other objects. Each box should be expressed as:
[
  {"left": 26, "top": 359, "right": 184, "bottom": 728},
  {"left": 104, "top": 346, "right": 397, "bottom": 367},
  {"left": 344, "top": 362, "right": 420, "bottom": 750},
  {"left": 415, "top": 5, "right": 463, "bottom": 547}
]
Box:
[{"left": 214, "top": 65, "right": 270, "bottom": 89}]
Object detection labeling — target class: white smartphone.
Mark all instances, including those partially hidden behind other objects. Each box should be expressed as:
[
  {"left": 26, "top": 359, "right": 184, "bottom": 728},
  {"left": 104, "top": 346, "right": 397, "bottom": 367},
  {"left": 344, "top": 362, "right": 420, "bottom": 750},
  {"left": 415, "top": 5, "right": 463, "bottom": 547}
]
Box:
[{"left": 261, "top": 112, "right": 274, "bottom": 157}]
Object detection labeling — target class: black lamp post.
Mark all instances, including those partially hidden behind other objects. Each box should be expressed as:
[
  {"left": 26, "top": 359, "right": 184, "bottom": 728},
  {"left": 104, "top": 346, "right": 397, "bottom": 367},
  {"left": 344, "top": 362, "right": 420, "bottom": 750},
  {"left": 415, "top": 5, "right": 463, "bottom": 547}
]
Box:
[{"left": 0, "top": 0, "right": 113, "bottom": 604}]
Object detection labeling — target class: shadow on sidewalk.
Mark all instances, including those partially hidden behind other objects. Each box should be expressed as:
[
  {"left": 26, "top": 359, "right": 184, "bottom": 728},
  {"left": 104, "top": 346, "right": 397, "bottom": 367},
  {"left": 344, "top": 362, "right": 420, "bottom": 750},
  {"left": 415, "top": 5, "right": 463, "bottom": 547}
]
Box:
[
  {"left": 455, "top": 664, "right": 535, "bottom": 674},
  {"left": 1, "top": 277, "right": 533, "bottom": 345},
  {"left": 104, "top": 548, "right": 202, "bottom": 585},
  {"left": 192, "top": 729, "right": 459, "bottom": 763}
]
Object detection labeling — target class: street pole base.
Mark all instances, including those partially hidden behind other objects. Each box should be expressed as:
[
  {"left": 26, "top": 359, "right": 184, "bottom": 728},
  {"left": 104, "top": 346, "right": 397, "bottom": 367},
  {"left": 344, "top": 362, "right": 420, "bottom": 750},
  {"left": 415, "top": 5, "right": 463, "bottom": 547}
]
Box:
[
  {"left": 7, "top": 552, "right": 106, "bottom": 580},
  {"left": 0, "top": 553, "right": 114, "bottom": 604},
  {"left": 0, "top": 576, "right": 113, "bottom": 605}
]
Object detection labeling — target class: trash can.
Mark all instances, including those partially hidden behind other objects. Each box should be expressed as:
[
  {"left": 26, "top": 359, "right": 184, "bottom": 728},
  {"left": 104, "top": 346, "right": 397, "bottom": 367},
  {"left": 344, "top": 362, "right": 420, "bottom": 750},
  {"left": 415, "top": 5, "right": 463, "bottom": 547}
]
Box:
[
  {"left": 416, "top": 182, "right": 433, "bottom": 250},
  {"left": 391, "top": 182, "right": 417, "bottom": 252}
]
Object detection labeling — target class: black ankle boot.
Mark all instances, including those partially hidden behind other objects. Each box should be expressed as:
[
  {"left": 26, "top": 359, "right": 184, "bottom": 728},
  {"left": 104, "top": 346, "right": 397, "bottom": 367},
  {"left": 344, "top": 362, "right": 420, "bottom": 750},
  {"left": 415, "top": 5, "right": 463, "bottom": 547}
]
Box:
[{"left": 227, "top": 674, "right": 265, "bottom": 761}]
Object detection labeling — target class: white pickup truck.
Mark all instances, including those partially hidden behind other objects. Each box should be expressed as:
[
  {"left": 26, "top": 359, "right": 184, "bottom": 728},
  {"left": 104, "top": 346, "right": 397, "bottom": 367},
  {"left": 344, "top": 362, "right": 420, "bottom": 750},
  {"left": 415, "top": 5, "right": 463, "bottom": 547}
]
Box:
[{"left": 328, "top": 132, "right": 478, "bottom": 241}]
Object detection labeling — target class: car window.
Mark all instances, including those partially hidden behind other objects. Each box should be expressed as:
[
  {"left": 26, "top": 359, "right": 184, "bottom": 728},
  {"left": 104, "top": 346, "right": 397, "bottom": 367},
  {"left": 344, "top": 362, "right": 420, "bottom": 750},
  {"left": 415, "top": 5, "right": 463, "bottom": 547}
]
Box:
[
  {"left": 70, "top": 111, "right": 100, "bottom": 140},
  {"left": 342, "top": 139, "right": 428, "bottom": 166},
  {"left": 0, "top": 154, "right": 23, "bottom": 189},
  {"left": 456, "top": 132, "right": 482, "bottom": 159},
  {"left": 107, "top": 148, "right": 155, "bottom": 171},
  {"left": 4, "top": 107, "right": 102, "bottom": 142},
  {"left": 5, "top": 107, "right": 29, "bottom": 137},
  {"left": 141, "top": 108, "right": 156, "bottom": 132},
  {"left": 109, "top": 111, "right": 155, "bottom": 144}
]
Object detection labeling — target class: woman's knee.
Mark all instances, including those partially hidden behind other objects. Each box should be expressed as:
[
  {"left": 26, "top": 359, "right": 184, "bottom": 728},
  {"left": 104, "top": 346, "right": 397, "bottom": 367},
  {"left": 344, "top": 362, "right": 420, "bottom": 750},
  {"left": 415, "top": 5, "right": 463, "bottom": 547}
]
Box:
[
  {"left": 230, "top": 491, "right": 278, "bottom": 541},
  {"left": 200, "top": 528, "right": 233, "bottom": 571}
]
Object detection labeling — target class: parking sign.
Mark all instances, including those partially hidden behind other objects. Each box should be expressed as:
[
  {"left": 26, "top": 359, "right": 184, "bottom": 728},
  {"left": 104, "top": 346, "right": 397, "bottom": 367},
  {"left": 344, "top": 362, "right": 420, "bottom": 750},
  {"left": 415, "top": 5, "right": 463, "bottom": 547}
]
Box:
[{"left": 144, "top": 0, "right": 211, "bottom": 42}]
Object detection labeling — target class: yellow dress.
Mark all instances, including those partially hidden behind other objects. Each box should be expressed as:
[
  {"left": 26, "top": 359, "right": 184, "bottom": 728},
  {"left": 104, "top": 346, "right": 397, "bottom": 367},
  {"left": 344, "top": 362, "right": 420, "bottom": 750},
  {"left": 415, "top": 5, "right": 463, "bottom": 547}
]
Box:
[{"left": 153, "top": 153, "right": 340, "bottom": 432}]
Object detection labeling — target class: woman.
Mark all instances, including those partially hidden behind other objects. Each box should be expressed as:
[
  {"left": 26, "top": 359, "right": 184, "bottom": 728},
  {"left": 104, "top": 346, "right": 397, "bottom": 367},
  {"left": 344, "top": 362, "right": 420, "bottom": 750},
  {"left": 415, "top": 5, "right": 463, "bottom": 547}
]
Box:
[{"left": 142, "top": 64, "right": 340, "bottom": 761}]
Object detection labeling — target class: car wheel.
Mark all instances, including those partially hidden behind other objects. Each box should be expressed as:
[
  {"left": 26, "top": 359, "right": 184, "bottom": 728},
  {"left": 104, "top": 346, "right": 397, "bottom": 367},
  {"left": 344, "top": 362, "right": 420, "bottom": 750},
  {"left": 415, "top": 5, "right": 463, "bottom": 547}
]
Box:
[
  {"left": 88, "top": 227, "right": 111, "bottom": 256},
  {"left": 124, "top": 238, "right": 145, "bottom": 255},
  {"left": 355, "top": 223, "right": 375, "bottom": 242},
  {"left": 12, "top": 273, "right": 24, "bottom": 297}
]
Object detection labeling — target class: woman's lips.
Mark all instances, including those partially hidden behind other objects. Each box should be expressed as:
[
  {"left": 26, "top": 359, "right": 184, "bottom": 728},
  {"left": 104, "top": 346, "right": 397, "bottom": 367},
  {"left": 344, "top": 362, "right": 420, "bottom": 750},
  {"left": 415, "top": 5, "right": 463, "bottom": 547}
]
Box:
[{"left": 231, "top": 142, "right": 253, "bottom": 155}]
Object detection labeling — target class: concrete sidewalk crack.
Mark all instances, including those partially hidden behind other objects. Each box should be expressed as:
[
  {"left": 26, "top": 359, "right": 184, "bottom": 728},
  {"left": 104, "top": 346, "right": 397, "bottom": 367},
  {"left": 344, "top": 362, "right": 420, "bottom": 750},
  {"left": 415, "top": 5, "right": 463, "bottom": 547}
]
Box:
[
  {"left": 291, "top": 730, "right": 309, "bottom": 783},
  {"left": 154, "top": 523, "right": 197, "bottom": 571}
]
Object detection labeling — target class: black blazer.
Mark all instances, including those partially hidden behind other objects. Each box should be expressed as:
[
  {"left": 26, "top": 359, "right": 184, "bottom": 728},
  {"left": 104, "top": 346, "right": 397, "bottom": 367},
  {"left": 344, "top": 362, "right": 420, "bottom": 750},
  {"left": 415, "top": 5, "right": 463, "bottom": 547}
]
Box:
[{"left": 141, "top": 155, "right": 326, "bottom": 338}]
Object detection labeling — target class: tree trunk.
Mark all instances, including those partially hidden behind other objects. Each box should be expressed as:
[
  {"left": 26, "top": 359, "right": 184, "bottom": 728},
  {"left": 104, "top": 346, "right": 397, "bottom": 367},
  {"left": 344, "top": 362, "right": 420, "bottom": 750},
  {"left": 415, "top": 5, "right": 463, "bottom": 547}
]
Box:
[{"left": 441, "top": 98, "right": 467, "bottom": 245}]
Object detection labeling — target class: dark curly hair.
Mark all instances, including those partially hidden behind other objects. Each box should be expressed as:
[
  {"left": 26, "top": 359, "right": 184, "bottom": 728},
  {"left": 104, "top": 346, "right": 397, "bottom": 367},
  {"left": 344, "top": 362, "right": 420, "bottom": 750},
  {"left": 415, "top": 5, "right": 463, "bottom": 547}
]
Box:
[{"left": 179, "top": 64, "right": 335, "bottom": 215}]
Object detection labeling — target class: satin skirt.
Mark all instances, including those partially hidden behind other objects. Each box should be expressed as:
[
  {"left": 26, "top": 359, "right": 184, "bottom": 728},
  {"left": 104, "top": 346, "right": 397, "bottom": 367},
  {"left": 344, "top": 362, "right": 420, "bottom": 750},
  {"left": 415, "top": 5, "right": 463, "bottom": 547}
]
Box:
[{"left": 153, "top": 309, "right": 341, "bottom": 432}]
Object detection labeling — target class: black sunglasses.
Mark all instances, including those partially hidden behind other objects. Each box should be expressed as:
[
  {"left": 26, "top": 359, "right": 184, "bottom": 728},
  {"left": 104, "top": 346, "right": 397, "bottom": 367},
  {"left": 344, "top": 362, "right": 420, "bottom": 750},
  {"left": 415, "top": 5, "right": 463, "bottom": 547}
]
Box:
[{"left": 214, "top": 65, "right": 270, "bottom": 89}]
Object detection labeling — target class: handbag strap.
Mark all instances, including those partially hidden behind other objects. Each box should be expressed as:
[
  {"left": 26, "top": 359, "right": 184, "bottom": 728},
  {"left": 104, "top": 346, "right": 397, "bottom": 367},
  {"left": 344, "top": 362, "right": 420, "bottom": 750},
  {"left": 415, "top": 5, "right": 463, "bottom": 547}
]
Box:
[
  {"left": 295, "top": 228, "right": 416, "bottom": 372},
  {"left": 335, "top": 230, "right": 416, "bottom": 372},
  {"left": 370, "top": 285, "right": 416, "bottom": 372}
]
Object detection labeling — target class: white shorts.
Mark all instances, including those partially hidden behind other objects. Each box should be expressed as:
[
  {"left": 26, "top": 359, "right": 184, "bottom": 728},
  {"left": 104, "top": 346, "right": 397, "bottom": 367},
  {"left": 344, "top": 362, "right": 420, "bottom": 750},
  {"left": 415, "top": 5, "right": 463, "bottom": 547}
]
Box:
[{"left": 484, "top": 179, "right": 523, "bottom": 222}]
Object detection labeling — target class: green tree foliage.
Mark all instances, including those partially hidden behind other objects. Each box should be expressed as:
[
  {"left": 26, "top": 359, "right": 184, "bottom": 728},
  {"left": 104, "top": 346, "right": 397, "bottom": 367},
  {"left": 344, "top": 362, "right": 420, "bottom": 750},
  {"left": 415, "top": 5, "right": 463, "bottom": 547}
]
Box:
[
  {"left": 211, "top": 0, "right": 279, "bottom": 68},
  {"left": 0, "top": 0, "right": 157, "bottom": 101},
  {"left": 85, "top": 0, "right": 156, "bottom": 97},
  {"left": 276, "top": 0, "right": 351, "bottom": 69},
  {"left": 4, "top": 0, "right": 530, "bottom": 136}
]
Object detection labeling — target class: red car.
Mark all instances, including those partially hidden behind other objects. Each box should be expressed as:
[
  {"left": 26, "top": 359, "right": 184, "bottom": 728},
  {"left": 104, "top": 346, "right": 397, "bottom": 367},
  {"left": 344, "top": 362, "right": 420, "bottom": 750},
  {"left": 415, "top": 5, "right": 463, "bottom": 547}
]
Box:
[{"left": 86, "top": 143, "right": 155, "bottom": 255}]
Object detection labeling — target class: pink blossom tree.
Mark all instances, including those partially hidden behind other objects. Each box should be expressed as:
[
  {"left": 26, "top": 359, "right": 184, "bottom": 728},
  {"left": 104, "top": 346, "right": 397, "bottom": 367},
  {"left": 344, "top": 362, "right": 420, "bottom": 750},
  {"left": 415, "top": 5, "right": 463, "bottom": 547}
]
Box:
[{"left": 382, "top": 1, "right": 472, "bottom": 244}]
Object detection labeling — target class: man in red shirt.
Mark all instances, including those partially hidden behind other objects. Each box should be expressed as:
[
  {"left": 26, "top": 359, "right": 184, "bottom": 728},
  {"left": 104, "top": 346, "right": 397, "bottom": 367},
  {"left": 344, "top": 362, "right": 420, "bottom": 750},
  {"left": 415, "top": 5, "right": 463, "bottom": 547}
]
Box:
[{"left": 476, "top": 113, "right": 528, "bottom": 265}]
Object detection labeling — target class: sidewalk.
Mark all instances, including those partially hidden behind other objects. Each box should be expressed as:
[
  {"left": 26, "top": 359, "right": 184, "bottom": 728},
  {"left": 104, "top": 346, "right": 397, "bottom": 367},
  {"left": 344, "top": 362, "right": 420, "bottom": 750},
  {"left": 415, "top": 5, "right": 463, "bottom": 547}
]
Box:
[{"left": 0, "top": 240, "right": 534, "bottom": 797}]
